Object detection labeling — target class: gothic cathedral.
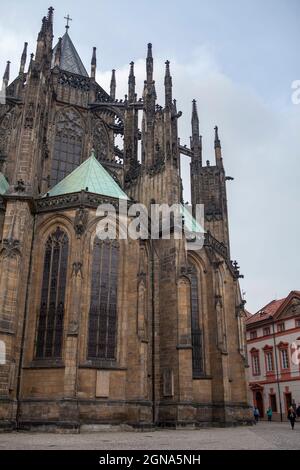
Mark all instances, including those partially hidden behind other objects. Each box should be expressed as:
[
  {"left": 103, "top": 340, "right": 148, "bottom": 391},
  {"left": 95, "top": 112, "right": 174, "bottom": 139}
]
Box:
[{"left": 0, "top": 8, "right": 251, "bottom": 430}]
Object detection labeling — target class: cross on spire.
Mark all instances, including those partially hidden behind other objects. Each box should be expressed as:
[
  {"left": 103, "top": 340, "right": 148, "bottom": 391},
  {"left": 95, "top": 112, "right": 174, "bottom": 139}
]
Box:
[{"left": 64, "top": 14, "right": 72, "bottom": 31}]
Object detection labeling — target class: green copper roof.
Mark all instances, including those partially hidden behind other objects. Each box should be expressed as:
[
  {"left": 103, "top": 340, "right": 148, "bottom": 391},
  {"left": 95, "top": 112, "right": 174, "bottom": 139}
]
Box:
[
  {"left": 180, "top": 204, "right": 205, "bottom": 234},
  {"left": 0, "top": 172, "right": 9, "bottom": 195},
  {"left": 45, "top": 153, "right": 128, "bottom": 200}
]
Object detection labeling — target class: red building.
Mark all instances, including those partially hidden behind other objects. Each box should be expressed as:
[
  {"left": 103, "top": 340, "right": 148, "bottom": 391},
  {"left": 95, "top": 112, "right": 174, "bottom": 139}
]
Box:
[{"left": 246, "top": 291, "right": 300, "bottom": 420}]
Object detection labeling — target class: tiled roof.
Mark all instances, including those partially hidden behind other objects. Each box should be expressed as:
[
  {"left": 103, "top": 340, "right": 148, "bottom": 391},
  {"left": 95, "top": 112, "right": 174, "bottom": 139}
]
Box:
[
  {"left": 52, "top": 31, "right": 88, "bottom": 77},
  {"left": 0, "top": 172, "right": 9, "bottom": 195},
  {"left": 45, "top": 151, "right": 128, "bottom": 200},
  {"left": 246, "top": 297, "right": 288, "bottom": 325},
  {"left": 245, "top": 309, "right": 253, "bottom": 318}
]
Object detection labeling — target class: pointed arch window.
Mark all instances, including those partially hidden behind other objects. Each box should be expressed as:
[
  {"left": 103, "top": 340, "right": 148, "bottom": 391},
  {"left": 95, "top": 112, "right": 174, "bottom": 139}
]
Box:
[
  {"left": 51, "top": 109, "right": 83, "bottom": 186},
  {"left": 189, "top": 263, "right": 205, "bottom": 377},
  {"left": 88, "top": 239, "right": 119, "bottom": 360},
  {"left": 36, "top": 227, "right": 69, "bottom": 359}
]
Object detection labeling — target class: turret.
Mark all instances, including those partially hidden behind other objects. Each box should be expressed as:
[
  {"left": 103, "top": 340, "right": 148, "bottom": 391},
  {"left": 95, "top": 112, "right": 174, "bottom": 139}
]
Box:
[
  {"left": 2, "top": 61, "right": 10, "bottom": 89},
  {"left": 142, "top": 43, "right": 156, "bottom": 167},
  {"left": 164, "top": 60, "right": 172, "bottom": 109},
  {"left": 146, "top": 43, "right": 153, "bottom": 83},
  {"left": 191, "top": 100, "right": 202, "bottom": 165},
  {"left": 110, "top": 69, "right": 116, "bottom": 100},
  {"left": 128, "top": 61, "right": 135, "bottom": 103},
  {"left": 19, "top": 42, "right": 28, "bottom": 76},
  {"left": 91, "top": 47, "right": 97, "bottom": 80},
  {"left": 35, "top": 7, "right": 54, "bottom": 66},
  {"left": 47, "top": 6, "right": 54, "bottom": 32},
  {"left": 54, "top": 37, "right": 62, "bottom": 67},
  {"left": 214, "top": 125, "right": 223, "bottom": 168}
]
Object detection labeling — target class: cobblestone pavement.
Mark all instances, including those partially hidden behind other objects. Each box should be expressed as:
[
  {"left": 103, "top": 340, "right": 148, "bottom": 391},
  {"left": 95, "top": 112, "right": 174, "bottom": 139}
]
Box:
[{"left": 0, "top": 422, "right": 299, "bottom": 450}]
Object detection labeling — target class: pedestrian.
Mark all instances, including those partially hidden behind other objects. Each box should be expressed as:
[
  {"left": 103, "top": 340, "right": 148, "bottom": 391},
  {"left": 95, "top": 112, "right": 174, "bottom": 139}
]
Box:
[
  {"left": 266, "top": 407, "right": 273, "bottom": 422},
  {"left": 296, "top": 404, "right": 300, "bottom": 419},
  {"left": 253, "top": 406, "right": 260, "bottom": 423},
  {"left": 287, "top": 406, "right": 296, "bottom": 430}
]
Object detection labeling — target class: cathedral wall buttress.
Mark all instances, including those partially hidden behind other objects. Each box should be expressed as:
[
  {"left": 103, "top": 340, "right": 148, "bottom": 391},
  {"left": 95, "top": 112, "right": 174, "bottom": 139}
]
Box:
[
  {"left": 191, "top": 163, "right": 230, "bottom": 253},
  {"left": 17, "top": 208, "right": 154, "bottom": 426},
  {"left": 0, "top": 200, "right": 34, "bottom": 426}
]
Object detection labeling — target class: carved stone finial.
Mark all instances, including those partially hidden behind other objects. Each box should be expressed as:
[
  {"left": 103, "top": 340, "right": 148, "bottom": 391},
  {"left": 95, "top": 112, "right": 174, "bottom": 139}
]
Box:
[
  {"left": 214, "top": 125, "right": 221, "bottom": 149},
  {"left": 19, "top": 42, "right": 28, "bottom": 75},
  {"left": 48, "top": 7, "right": 54, "bottom": 24},
  {"left": 14, "top": 179, "right": 26, "bottom": 193},
  {"left": 232, "top": 260, "right": 244, "bottom": 279},
  {"left": 1, "top": 216, "right": 21, "bottom": 259},
  {"left": 74, "top": 208, "right": 88, "bottom": 238},
  {"left": 110, "top": 69, "right": 116, "bottom": 100},
  {"left": 3, "top": 61, "right": 10, "bottom": 85}
]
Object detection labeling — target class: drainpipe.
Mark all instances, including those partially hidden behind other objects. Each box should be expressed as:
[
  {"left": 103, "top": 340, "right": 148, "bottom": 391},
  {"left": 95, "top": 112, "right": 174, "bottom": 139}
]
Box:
[
  {"left": 151, "top": 239, "right": 156, "bottom": 425},
  {"left": 271, "top": 316, "right": 283, "bottom": 422}
]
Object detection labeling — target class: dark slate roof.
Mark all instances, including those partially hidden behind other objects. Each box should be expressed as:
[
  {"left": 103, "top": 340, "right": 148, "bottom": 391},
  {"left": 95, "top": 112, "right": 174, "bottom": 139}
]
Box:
[{"left": 52, "top": 31, "right": 89, "bottom": 77}]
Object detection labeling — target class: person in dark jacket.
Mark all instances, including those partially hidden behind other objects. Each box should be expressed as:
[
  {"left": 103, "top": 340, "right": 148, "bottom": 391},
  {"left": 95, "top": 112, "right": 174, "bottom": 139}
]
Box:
[
  {"left": 288, "top": 406, "right": 296, "bottom": 430},
  {"left": 266, "top": 407, "right": 273, "bottom": 422},
  {"left": 253, "top": 407, "right": 260, "bottom": 423},
  {"left": 296, "top": 404, "right": 300, "bottom": 418}
]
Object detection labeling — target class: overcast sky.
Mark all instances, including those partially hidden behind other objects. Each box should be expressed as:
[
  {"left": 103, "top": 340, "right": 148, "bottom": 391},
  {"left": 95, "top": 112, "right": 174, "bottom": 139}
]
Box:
[{"left": 1, "top": 0, "right": 299, "bottom": 313}]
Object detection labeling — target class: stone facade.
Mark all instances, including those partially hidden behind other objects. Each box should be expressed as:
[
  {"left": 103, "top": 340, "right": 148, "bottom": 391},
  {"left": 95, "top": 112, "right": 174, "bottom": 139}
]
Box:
[{"left": 0, "top": 7, "right": 251, "bottom": 431}]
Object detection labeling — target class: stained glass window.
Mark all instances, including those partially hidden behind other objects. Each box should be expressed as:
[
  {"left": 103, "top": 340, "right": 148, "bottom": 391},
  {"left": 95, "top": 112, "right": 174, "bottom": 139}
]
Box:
[
  {"left": 50, "top": 109, "right": 83, "bottom": 186},
  {"left": 36, "top": 227, "right": 69, "bottom": 359},
  {"left": 189, "top": 264, "right": 204, "bottom": 377},
  {"left": 88, "top": 239, "right": 119, "bottom": 360}
]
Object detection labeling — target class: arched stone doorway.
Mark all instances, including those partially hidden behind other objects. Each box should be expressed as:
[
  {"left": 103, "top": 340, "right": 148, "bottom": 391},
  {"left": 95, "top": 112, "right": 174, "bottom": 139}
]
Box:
[{"left": 255, "top": 391, "right": 264, "bottom": 418}]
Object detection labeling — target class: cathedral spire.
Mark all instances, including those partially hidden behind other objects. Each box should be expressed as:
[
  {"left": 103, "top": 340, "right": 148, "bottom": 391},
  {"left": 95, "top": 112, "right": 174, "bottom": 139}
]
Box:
[
  {"left": 36, "top": 8, "right": 54, "bottom": 64},
  {"left": 52, "top": 32, "right": 88, "bottom": 77},
  {"left": 54, "top": 37, "right": 62, "bottom": 67},
  {"left": 48, "top": 7, "right": 54, "bottom": 22},
  {"left": 128, "top": 61, "right": 136, "bottom": 103},
  {"left": 191, "top": 100, "right": 202, "bottom": 165},
  {"left": 2, "top": 61, "right": 10, "bottom": 88},
  {"left": 91, "top": 47, "right": 97, "bottom": 80},
  {"left": 146, "top": 43, "right": 153, "bottom": 83},
  {"left": 29, "top": 53, "right": 34, "bottom": 72},
  {"left": 110, "top": 69, "right": 116, "bottom": 100},
  {"left": 47, "top": 6, "right": 54, "bottom": 32},
  {"left": 38, "top": 16, "right": 47, "bottom": 40},
  {"left": 192, "top": 99, "right": 200, "bottom": 134},
  {"left": 164, "top": 60, "right": 172, "bottom": 108},
  {"left": 214, "top": 125, "right": 223, "bottom": 167},
  {"left": 19, "top": 42, "right": 28, "bottom": 75},
  {"left": 214, "top": 125, "right": 221, "bottom": 148}
]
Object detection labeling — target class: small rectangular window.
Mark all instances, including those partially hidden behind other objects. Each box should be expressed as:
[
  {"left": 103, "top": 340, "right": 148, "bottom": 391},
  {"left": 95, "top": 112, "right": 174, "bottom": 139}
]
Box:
[
  {"left": 263, "top": 327, "right": 270, "bottom": 336},
  {"left": 252, "top": 354, "right": 260, "bottom": 375},
  {"left": 277, "top": 323, "right": 285, "bottom": 332},
  {"left": 281, "top": 349, "right": 289, "bottom": 369},
  {"left": 250, "top": 331, "right": 257, "bottom": 339},
  {"left": 266, "top": 352, "right": 274, "bottom": 372}
]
